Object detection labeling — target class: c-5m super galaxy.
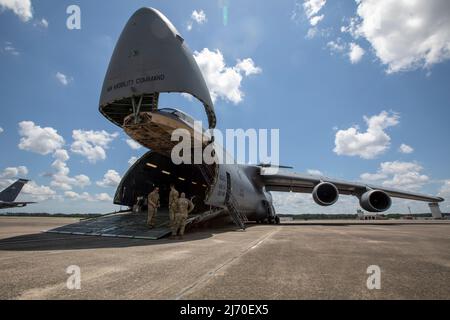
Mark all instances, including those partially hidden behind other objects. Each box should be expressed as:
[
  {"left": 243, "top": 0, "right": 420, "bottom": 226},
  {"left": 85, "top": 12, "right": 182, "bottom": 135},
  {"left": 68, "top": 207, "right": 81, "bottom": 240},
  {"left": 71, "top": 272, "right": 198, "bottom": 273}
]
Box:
[
  {"left": 102, "top": 7, "right": 445, "bottom": 227},
  {"left": 48, "top": 8, "right": 444, "bottom": 239}
]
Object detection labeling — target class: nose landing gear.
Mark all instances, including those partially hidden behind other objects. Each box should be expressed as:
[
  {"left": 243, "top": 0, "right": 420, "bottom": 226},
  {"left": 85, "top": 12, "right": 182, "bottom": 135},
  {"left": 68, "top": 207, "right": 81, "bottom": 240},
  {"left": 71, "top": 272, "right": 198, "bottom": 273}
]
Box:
[
  {"left": 259, "top": 201, "right": 280, "bottom": 225},
  {"left": 267, "top": 215, "right": 280, "bottom": 225}
]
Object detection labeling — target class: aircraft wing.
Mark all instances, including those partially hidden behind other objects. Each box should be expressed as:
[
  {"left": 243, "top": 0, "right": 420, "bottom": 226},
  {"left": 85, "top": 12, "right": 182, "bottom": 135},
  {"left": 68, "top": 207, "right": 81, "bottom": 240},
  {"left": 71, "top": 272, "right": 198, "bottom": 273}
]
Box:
[
  {"left": 11, "top": 202, "right": 37, "bottom": 206},
  {"left": 261, "top": 170, "right": 444, "bottom": 203}
]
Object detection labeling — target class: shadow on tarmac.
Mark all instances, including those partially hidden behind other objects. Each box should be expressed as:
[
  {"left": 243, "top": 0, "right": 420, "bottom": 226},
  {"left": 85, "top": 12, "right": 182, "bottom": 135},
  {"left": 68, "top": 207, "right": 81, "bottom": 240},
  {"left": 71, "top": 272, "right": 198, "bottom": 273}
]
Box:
[{"left": 0, "top": 224, "right": 241, "bottom": 252}]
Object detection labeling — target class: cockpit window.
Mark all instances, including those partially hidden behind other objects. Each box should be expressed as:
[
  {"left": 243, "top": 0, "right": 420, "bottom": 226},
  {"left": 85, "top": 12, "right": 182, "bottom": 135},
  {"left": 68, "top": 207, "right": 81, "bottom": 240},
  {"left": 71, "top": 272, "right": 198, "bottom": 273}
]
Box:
[{"left": 159, "top": 108, "right": 195, "bottom": 125}]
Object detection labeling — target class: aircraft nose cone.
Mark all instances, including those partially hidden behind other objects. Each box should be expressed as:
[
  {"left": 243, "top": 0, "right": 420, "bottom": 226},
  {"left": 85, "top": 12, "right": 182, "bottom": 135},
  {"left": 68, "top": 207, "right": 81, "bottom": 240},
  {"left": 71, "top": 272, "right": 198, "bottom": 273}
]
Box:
[
  {"left": 132, "top": 7, "right": 179, "bottom": 40},
  {"left": 99, "top": 7, "right": 217, "bottom": 129}
]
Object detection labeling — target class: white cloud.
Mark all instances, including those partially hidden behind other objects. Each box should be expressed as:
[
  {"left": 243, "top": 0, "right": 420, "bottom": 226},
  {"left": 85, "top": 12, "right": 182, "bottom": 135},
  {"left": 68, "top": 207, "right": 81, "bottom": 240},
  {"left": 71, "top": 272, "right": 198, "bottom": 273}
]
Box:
[
  {"left": 96, "top": 170, "right": 121, "bottom": 188},
  {"left": 0, "top": 166, "right": 28, "bottom": 178},
  {"left": 64, "top": 191, "right": 112, "bottom": 202},
  {"left": 64, "top": 191, "right": 82, "bottom": 200},
  {"left": 125, "top": 139, "right": 141, "bottom": 150},
  {"left": 22, "top": 181, "right": 56, "bottom": 201},
  {"left": 334, "top": 111, "right": 400, "bottom": 159},
  {"left": 327, "top": 39, "right": 346, "bottom": 54},
  {"left": 347, "top": 0, "right": 450, "bottom": 73},
  {"left": 0, "top": 127, "right": 3, "bottom": 133},
  {"left": 50, "top": 149, "right": 91, "bottom": 191},
  {"left": 180, "top": 92, "right": 194, "bottom": 101},
  {"left": 128, "top": 156, "right": 138, "bottom": 166},
  {"left": 71, "top": 130, "right": 118, "bottom": 163},
  {"left": 303, "top": 0, "right": 326, "bottom": 26},
  {"left": 439, "top": 180, "right": 450, "bottom": 197},
  {"left": 291, "top": 1, "right": 303, "bottom": 23},
  {"left": 306, "top": 28, "right": 318, "bottom": 39},
  {"left": 95, "top": 193, "right": 113, "bottom": 202},
  {"left": 55, "top": 72, "right": 72, "bottom": 86},
  {"left": 273, "top": 192, "right": 308, "bottom": 213},
  {"left": 379, "top": 161, "right": 423, "bottom": 175},
  {"left": 360, "top": 172, "right": 388, "bottom": 182},
  {"left": 303, "top": 0, "right": 326, "bottom": 18},
  {"left": 0, "top": 179, "right": 14, "bottom": 189},
  {"left": 53, "top": 149, "right": 69, "bottom": 162},
  {"left": 18, "top": 121, "right": 65, "bottom": 155},
  {"left": 34, "top": 18, "right": 48, "bottom": 28},
  {"left": 399, "top": 144, "right": 414, "bottom": 154},
  {"left": 341, "top": 16, "right": 359, "bottom": 38},
  {"left": 0, "top": 0, "right": 33, "bottom": 22},
  {"left": 187, "top": 9, "right": 207, "bottom": 31},
  {"left": 192, "top": 9, "right": 206, "bottom": 24},
  {"left": 193, "top": 48, "right": 262, "bottom": 104},
  {"left": 348, "top": 42, "right": 365, "bottom": 64},
  {"left": 307, "top": 169, "right": 323, "bottom": 176},
  {"left": 73, "top": 175, "right": 90, "bottom": 188},
  {"left": 309, "top": 15, "right": 324, "bottom": 27},
  {"left": 360, "top": 161, "right": 429, "bottom": 191},
  {"left": 2, "top": 41, "right": 19, "bottom": 56},
  {"left": 235, "top": 58, "right": 263, "bottom": 76}
]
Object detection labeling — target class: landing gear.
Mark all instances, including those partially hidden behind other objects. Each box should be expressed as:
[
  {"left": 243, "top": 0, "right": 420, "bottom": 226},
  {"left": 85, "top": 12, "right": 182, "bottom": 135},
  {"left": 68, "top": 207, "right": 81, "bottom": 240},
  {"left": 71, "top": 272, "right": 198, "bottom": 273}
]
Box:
[
  {"left": 274, "top": 215, "right": 280, "bottom": 225},
  {"left": 268, "top": 216, "right": 280, "bottom": 225},
  {"left": 261, "top": 215, "right": 280, "bottom": 225}
]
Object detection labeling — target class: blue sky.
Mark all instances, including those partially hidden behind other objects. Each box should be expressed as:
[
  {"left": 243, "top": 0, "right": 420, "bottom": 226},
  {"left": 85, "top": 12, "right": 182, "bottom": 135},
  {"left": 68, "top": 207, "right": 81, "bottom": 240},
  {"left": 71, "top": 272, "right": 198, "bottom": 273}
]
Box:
[{"left": 1, "top": 0, "right": 449, "bottom": 214}]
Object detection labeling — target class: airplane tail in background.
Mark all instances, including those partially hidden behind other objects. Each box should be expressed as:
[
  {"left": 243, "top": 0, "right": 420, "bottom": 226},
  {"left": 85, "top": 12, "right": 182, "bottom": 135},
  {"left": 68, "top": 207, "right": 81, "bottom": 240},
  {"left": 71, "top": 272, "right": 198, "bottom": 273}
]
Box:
[{"left": 0, "top": 179, "right": 29, "bottom": 202}]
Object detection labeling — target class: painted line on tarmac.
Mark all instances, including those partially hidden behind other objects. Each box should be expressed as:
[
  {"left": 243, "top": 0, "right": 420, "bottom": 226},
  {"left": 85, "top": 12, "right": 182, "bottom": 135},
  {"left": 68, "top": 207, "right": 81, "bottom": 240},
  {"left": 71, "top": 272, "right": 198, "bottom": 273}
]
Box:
[{"left": 174, "top": 226, "right": 281, "bottom": 300}]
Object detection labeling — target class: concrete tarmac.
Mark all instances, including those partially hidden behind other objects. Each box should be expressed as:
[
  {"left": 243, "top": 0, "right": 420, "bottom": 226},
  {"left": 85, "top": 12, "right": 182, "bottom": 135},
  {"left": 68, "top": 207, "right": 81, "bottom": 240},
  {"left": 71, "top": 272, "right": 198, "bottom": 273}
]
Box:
[{"left": 0, "top": 216, "right": 449, "bottom": 300}]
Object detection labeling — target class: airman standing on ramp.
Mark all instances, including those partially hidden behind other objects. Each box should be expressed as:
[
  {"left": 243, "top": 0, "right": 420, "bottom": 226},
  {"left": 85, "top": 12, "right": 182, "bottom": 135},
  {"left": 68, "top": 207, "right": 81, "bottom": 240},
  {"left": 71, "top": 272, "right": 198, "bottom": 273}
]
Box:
[
  {"left": 171, "top": 193, "right": 194, "bottom": 239},
  {"left": 168, "top": 184, "right": 179, "bottom": 228},
  {"left": 147, "top": 187, "right": 160, "bottom": 228}
]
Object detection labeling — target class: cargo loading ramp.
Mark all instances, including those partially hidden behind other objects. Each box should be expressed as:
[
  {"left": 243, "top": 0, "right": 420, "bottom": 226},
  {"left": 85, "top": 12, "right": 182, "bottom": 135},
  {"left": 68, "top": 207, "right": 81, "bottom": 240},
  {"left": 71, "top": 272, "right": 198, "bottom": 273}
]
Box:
[{"left": 44, "top": 208, "right": 225, "bottom": 240}]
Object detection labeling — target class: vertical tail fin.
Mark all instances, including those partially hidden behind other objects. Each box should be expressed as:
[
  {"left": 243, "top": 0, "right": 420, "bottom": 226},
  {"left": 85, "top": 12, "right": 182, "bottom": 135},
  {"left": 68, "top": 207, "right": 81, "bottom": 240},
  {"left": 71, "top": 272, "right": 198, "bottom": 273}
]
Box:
[{"left": 0, "top": 179, "right": 29, "bottom": 202}]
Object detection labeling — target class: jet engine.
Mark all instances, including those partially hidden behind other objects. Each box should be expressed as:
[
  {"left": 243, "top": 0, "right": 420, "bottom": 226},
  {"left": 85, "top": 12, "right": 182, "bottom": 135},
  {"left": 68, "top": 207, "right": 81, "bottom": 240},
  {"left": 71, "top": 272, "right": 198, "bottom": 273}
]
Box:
[
  {"left": 359, "top": 190, "right": 392, "bottom": 212},
  {"left": 312, "top": 182, "right": 339, "bottom": 206}
]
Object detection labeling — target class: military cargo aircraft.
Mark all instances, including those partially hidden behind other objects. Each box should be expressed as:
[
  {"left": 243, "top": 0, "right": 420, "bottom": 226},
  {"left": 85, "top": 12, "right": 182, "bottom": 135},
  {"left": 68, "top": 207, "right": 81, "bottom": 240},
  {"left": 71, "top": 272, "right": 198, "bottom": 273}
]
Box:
[{"left": 97, "top": 7, "right": 444, "bottom": 230}]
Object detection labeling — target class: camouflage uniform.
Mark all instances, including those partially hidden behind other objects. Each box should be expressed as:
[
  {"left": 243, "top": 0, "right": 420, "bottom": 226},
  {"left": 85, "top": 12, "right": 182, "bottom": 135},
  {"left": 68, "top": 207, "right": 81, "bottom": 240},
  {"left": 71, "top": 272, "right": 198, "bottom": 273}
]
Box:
[
  {"left": 168, "top": 188, "right": 179, "bottom": 227},
  {"left": 172, "top": 196, "right": 194, "bottom": 237},
  {"left": 147, "top": 189, "right": 160, "bottom": 228}
]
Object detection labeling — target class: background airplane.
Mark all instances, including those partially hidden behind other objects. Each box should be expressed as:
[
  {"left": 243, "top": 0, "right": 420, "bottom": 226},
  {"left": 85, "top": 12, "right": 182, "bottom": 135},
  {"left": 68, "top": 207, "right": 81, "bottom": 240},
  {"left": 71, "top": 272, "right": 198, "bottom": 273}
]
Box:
[{"left": 0, "top": 179, "right": 36, "bottom": 209}]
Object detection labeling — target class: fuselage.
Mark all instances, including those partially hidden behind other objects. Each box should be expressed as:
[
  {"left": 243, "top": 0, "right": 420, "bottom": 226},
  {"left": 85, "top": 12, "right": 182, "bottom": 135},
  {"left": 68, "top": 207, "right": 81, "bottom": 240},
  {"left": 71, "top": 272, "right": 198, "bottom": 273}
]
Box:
[{"left": 116, "top": 108, "right": 274, "bottom": 222}]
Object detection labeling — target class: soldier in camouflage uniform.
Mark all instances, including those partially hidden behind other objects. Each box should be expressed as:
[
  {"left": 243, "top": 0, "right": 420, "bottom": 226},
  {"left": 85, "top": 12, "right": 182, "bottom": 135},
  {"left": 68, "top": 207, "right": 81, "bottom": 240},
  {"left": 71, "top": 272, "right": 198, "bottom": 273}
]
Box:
[
  {"left": 171, "top": 193, "right": 194, "bottom": 239},
  {"left": 168, "top": 184, "right": 179, "bottom": 228},
  {"left": 147, "top": 187, "right": 160, "bottom": 228}
]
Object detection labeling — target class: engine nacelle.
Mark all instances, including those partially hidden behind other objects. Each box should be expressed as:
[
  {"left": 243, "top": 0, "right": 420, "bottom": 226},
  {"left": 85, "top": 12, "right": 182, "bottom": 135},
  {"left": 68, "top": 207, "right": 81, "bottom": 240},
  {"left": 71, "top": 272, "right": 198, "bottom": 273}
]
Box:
[
  {"left": 359, "top": 190, "right": 392, "bottom": 212},
  {"left": 312, "top": 182, "right": 339, "bottom": 206}
]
